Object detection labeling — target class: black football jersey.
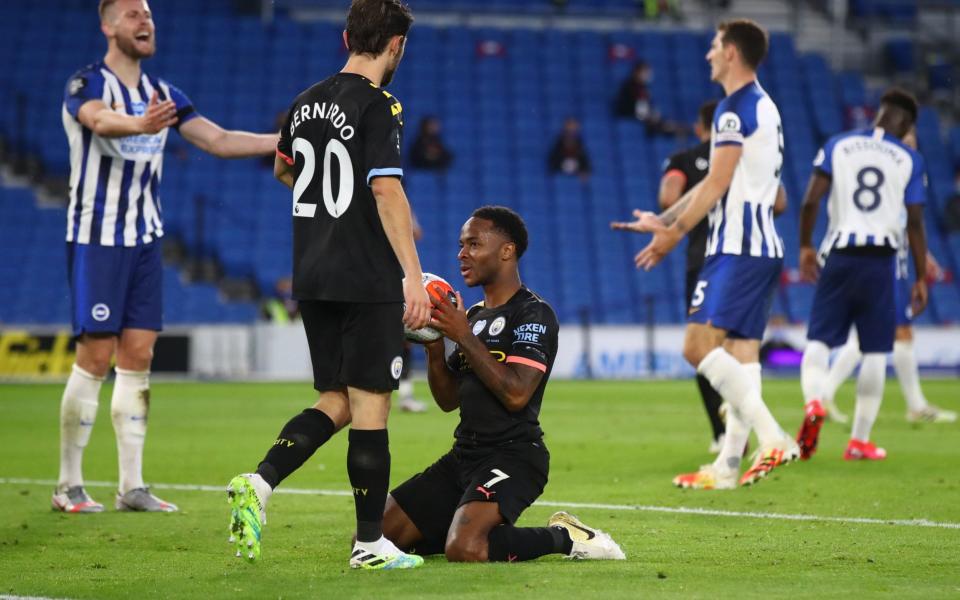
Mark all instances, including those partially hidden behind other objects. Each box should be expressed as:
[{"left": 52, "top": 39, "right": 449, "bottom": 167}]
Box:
[
  {"left": 278, "top": 72, "right": 405, "bottom": 302},
  {"left": 662, "top": 141, "right": 711, "bottom": 270},
  {"left": 445, "top": 287, "right": 559, "bottom": 447}
]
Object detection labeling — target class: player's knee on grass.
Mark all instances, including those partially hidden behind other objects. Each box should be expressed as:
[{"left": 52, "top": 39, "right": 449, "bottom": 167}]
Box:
[
  {"left": 445, "top": 533, "right": 489, "bottom": 563},
  {"left": 444, "top": 502, "right": 502, "bottom": 562}
]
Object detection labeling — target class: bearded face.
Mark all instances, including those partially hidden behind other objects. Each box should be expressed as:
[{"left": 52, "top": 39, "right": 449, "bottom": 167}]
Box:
[
  {"left": 381, "top": 37, "right": 406, "bottom": 87},
  {"left": 104, "top": 0, "right": 157, "bottom": 59}
]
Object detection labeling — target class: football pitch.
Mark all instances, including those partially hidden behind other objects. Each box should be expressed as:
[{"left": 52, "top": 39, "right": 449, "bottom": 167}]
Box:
[{"left": 1, "top": 378, "right": 959, "bottom": 599}]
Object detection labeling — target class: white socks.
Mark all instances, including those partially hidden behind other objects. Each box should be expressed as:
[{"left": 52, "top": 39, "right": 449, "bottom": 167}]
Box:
[
  {"left": 824, "top": 340, "right": 862, "bottom": 403},
  {"left": 398, "top": 380, "right": 414, "bottom": 401},
  {"left": 801, "top": 340, "right": 830, "bottom": 404},
  {"left": 698, "top": 348, "right": 783, "bottom": 449},
  {"left": 852, "top": 353, "right": 886, "bottom": 442},
  {"left": 892, "top": 340, "right": 927, "bottom": 412},
  {"left": 58, "top": 364, "right": 104, "bottom": 491},
  {"left": 712, "top": 361, "right": 763, "bottom": 473},
  {"left": 111, "top": 368, "right": 150, "bottom": 494}
]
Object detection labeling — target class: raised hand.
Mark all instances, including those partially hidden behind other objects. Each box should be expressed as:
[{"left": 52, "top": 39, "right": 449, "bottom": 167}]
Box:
[
  {"left": 611, "top": 209, "right": 666, "bottom": 234},
  {"left": 635, "top": 227, "right": 682, "bottom": 271},
  {"left": 139, "top": 90, "right": 178, "bottom": 134},
  {"left": 429, "top": 291, "right": 470, "bottom": 345}
]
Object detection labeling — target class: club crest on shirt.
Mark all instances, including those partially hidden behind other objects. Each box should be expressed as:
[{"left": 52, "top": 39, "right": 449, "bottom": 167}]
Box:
[
  {"left": 68, "top": 77, "right": 86, "bottom": 96},
  {"left": 488, "top": 316, "right": 506, "bottom": 336},
  {"left": 695, "top": 157, "right": 709, "bottom": 170},
  {"left": 130, "top": 101, "right": 147, "bottom": 116},
  {"left": 472, "top": 320, "right": 487, "bottom": 335}
]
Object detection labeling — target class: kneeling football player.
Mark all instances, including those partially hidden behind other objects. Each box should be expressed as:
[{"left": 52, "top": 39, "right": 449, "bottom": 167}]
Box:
[{"left": 382, "top": 206, "right": 625, "bottom": 562}]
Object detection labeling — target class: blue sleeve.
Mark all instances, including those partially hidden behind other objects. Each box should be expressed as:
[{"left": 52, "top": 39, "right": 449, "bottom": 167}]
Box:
[
  {"left": 812, "top": 135, "right": 838, "bottom": 176},
  {"left": 904, "top": 151, "right": 927, "bottom": 205},
  {"left": 63, "top": 67, "right": 105, "bottom": 119},
  {"left": 713, "top": 95, "right": 758, "bottom": 147},
  {"left": 159, "top": 81, "right": 199, "bottom": 130}
]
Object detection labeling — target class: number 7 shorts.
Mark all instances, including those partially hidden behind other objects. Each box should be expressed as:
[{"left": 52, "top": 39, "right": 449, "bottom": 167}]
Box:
[{"left": 390, "top": 441, "right": 549, "bottom": 555}]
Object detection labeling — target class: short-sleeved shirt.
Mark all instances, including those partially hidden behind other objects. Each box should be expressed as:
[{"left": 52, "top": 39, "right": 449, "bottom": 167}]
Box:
[
  {"left": 446, "top": 287, "right": 559, "bottom": 447},
  {"left": 706, "top": 80, "right": 785, "bottom": 259},
  {"left": 277, "top": 72, "right": 405, "bottom": 302},
  {"left": 812, "top": 127, "right": 926, "bottom": 256},
  {"left": 662, "top": 141, "right": 711, "bottom": 270},
  {"left": 62, "top": 62, "right": 197, "bottom": 247}
]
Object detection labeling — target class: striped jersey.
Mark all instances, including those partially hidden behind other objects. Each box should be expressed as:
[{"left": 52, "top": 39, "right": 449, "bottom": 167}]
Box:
[
  {"left": 813, "top": 127, "right": 925, "bottom": 257},
  {"left": 62, "top": 62, "right": 197, "bottom": 247},
  {"left": 706, "top": 81, "right": 785, "bottom": 259}
]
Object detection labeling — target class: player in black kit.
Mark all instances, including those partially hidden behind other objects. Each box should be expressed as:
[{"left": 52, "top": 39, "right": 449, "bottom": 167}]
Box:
[
  {"left": 659, "top": 100, "right": 727, "bottom": 452},
  {"left": 227, "top": 0, "right": 431, "bottom": 570},
  {"left": 381, "top": 206, "right": 626, "bottom": 562}
]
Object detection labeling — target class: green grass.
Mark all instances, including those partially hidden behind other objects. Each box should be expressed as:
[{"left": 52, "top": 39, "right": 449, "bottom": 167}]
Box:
[{"left": 1, "top": 378, "right": 959, "bottom": 599}]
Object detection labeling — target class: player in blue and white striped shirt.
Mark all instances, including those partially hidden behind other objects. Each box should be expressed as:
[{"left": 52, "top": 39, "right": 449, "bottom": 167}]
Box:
[
  {"left": 53, "top": 0, "right": 277, "bottom": 515},
  {"left": 613, "top": 19, "right": 798, "bottom": 490},
  {"left": 796, "top": 88, "right": 929, "bottom": 462}
]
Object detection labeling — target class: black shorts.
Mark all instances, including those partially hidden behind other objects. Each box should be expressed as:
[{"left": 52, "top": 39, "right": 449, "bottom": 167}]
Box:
[
  {"left": 390, "top": 441, "right": 549, "bottom": 555},
  {"left": 299, "top": 300, "right": 404, "bottom": 392}
]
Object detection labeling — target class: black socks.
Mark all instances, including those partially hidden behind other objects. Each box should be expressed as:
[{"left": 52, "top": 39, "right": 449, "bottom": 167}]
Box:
[
  {"left": 347, "top": 428, "right": 391, "bottom": 543},
  {"left": 256, "top": 408, "right": 336, "bottom": 489},
  {"left": 486, "top": 524, "right": 573, "bottom": 562}
]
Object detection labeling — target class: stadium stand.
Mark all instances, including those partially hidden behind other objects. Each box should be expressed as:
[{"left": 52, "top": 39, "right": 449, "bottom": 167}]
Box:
[{"left": 1, "top": 0, "right": 958, "bottom": 326}]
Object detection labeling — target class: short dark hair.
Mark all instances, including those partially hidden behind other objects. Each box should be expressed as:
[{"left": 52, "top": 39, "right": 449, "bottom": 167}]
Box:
[
  {"left": 718, "top": 19, "right": 768, "bottom": 71},
  {"left": 471, "top": 206, "right": 528, "bottom": 259},
  {"left": 698, "top": 99, "right": 719, "bottom": 130},
  {"left": 880, "top": 87, "right": 918, "bottom": 125},
  {"left": 345, "top": 0, "right": 413, "bottom": 57}
]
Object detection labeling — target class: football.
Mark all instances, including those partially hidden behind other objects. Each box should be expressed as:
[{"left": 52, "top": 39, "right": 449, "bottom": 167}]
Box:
[{"left": 404, "top": 272, "right": 458, "bottom": 343}]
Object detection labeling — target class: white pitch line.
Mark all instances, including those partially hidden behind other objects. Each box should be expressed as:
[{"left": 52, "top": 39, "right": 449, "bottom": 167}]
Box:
[{"left": 5, "top": 477, "right": 960, "bottom": 530}]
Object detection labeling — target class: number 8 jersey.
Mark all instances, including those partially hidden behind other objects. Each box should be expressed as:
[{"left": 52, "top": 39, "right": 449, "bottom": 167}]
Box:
[
  {"left": 277, "top": 72, "right": 405, "bottom": 302},
  {"left": 813, "top": 127, "right": 927, "bottom": 257}
]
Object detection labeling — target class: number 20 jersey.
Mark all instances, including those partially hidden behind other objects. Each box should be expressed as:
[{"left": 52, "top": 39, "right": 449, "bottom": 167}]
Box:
[
  {"left": 813, "top": 127, "right": 926, "bottom": 255},
  {"left": 277, "top": 72, "right": 405, "bottom": 303}
]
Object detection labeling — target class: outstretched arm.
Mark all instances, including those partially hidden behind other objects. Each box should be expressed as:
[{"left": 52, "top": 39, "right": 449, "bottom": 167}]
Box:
[
  {"left": 632, "top": 145, "right": 740, "bottom": 270},
  {"left": 179, "top": 116, "right": 277, "bottom": 158}
]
